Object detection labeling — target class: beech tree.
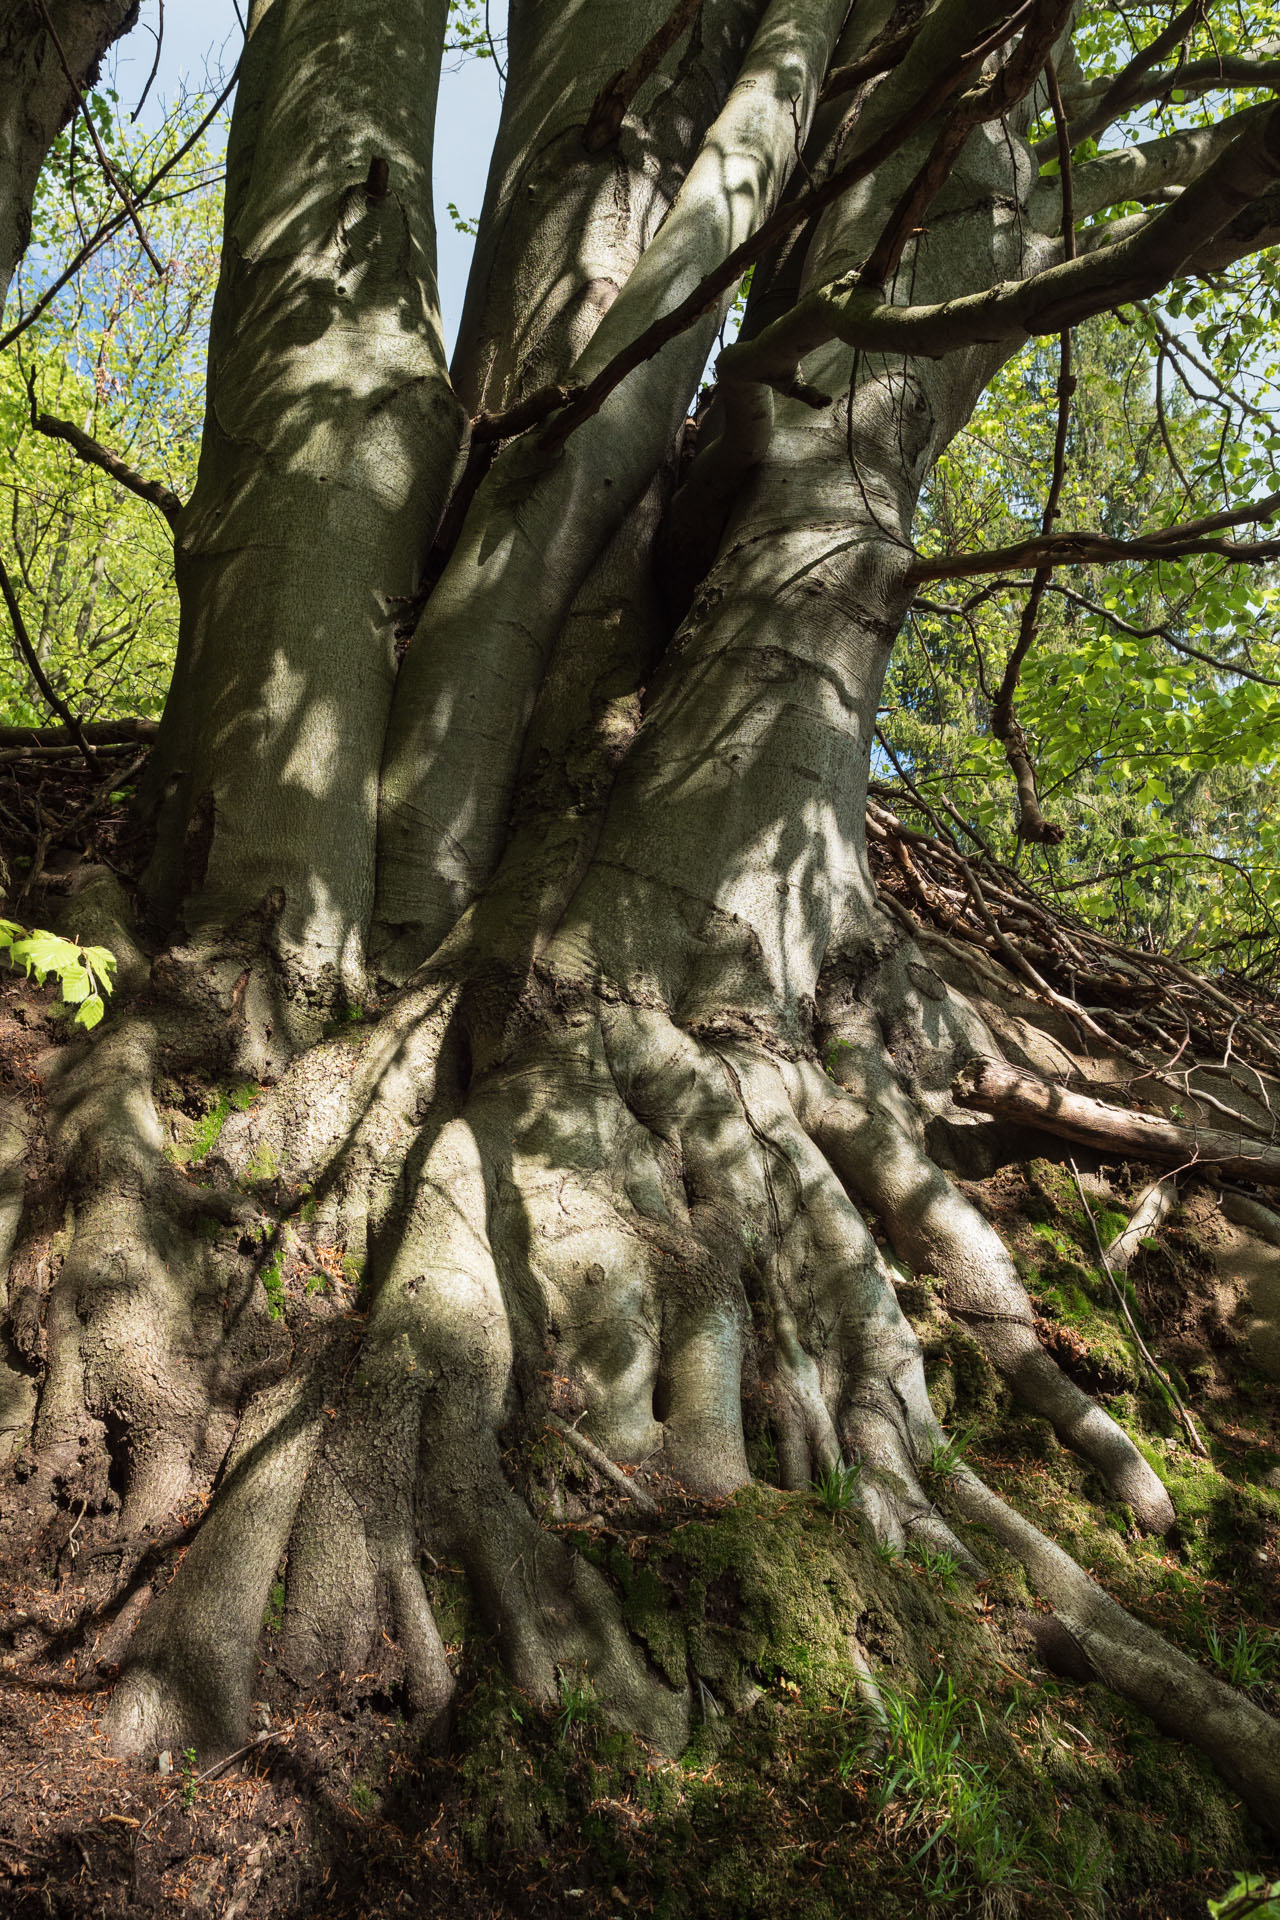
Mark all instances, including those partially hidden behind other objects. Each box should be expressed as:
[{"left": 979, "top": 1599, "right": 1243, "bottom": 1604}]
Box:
[{"left": 6, "top": 0, "right": 1280, "bottom": 1846}]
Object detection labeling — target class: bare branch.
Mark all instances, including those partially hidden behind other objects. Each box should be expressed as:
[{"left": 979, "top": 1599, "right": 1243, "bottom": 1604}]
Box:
[
  {"left": 908, "top": 487, "right": 1280, "bottom": 582},
  {"left": 819, "top": 21, "right": 922, "bottom": 104},
  {"left": 955, "top": 1056, "right": 1280, "bottom": 1186},
  {"left": 863, "top": 0, "right": 1075, "bottom": 288},
  {"left": 33, "top": 0, "right": 165, "bottom": 277},
  {"left": 31, "top": 404, "right": 183, "bottom": 525},
  {"left": 130, "top": 0, "right": 165, "bottom": 123},
  {"left": 583, "top": 0, "right": 704, "bottom": 154}
]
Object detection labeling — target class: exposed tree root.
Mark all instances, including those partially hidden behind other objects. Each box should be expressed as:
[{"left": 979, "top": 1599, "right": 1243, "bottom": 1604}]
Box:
[
  {"left": 6, "top": 890, "right": 1280, "bottom": 1840},
  {"left": 953, "top": 1467, "right": 1280, "bottom": 1832}
]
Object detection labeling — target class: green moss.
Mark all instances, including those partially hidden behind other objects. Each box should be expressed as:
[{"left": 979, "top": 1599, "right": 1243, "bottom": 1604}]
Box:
[
  {"left": 166, "top": 1082, "right": 261, "bottom": 1166},
  {"left": 243, "top": 1142, "right": 280, "bottom": 1186},
  {"left": 260, "top": 1244, "right": 286, "bottom": 1319}
]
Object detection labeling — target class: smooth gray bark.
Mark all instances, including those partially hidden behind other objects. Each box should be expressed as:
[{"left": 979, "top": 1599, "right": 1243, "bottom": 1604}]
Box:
[{"left": 141, "top": 0, "right": 462, "bottom": 1026}]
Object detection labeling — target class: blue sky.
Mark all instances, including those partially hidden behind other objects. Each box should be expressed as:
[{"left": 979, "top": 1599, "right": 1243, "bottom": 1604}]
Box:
[{"left": 103, "top": 0, "right": 505, "bottom": 349}]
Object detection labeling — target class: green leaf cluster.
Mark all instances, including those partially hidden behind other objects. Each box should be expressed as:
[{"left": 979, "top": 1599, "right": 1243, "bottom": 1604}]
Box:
[{"left": 0, "top": 920, "right": 115, "bottom": 1029}]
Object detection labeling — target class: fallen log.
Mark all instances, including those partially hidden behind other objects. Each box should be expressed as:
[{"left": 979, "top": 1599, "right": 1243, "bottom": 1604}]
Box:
[
  {"left": 953, "top": 1057, "right": 1280, "bottom": 1187},
  {"left": 0, "top": 718, "right": 158, "bottom": 749}
]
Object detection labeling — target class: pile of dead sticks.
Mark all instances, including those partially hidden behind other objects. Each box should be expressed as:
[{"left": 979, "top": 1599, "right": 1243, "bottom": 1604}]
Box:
[
  {"left": 865, "top": 792, "right": 1280, "bottom": 1129},
  {"left": 0, "top": 719, "right": 156, "bottom": 905}
]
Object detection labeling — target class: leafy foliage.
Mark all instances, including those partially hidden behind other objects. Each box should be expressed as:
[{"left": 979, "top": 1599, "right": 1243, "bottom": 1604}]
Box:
[
  {"left": 883, "top": 310, "right": 1280, "bottom": 982},
  {"left": 1, "top": 91, "right": 224, "bottom": 727},
  {"left": 0, "top": 920, "right": 115, "bottom": 1029},
  {"left": 1209, "top": 1878, "right": 1280, "bottom": 1920}
]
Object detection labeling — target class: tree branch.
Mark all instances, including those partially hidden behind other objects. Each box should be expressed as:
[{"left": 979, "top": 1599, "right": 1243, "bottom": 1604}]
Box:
[
  {"left": 33, "top": 0, "right": 165, "bottom": 278},
  {"left": 862, "top": 0, "right": 1076, "bottom": 289},
  {"left": 0, "top": 552, "right": 100, "bottom": 773},
  {"left": 720, "top": 100, "right": 1280, "bottom": 389},
  {"left": 1038, "top": 0, "right": 1206, "bottom": 154},
  {"left": 907, "top": 487, "right": 1280, "bottom": 582},
  {"left": 1030, "top": 104, "right": 1273, "bottom": 228},
  {"left": 954, "top": 1057, "right": 1280, "bottom": 1186},
  {"left": 1042, "top": 580, "right": 1280, "bottom": 687},
  {"left": 30, "top": 404, "right": 183, "bottom": 525},
  {"left": 582, "top": 0, "right": 704, "bottom": 154},
  {"left": 1039, "top": 39, "right": 1280, "bottom": 158}
]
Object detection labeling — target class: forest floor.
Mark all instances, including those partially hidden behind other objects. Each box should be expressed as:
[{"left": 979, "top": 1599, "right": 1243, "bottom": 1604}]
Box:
[{"left": 2, "top": 750, "right": 1280, "bottom": 1918}]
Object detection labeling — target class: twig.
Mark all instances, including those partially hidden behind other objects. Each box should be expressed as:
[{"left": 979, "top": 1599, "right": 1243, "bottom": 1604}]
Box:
[
  {"left": 1069, "top": 1159, "right": 1208, "bottom": 1456},
  {"left": 547, "top": 1415, "right": 661, "bottom": 1515},
  {"left": 34, "top": 0, "right": 165, "bottom": 276},
  {"left": 0, "top": 66, "right": 237, "bottom": 355},
  {"left": 907, "top": 489, "right": 1280, "bottom": 583},
  {"left": 131, "top": 0, "right": 165, "bottom": 122}
]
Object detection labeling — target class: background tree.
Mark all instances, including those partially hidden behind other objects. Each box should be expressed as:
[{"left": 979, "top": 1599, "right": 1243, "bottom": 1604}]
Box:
[{"left": 5, "top": 0, "right": 1280, "bottom": 1895}]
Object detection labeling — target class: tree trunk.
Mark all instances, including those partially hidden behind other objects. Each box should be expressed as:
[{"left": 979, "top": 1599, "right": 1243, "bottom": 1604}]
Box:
[
  {"left": 7, "top": 0, "right": 1280, "bottom": 1860},
  {"left": 0, "top": 0, "right": 140, "bottom": 317}
]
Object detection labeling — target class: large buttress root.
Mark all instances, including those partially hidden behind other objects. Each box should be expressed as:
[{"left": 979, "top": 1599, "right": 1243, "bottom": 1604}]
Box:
[
  {"left": 29, "top": 978, "right": 1271, "bottom": 1831},
  {"left": 13, "top": 1014, "right": 283, "bottom": 1539},
  {"left": 953, "top": 1469, "right": 1280, "bottom": 1830}
]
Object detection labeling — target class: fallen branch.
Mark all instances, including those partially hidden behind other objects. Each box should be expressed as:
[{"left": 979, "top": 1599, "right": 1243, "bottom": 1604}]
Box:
[
  {"left": 953, "top": 1057, "right": 1280, "bottom": 1186},
  {"left": 1104, "top": 1175, "right": 1176, "bottom": 1273},
  {"left": 0, "top": 718, "right": 158, "bottom": 749},
  {"left": 547, "top": 1415, "right": 661, "bottom": 1515}
]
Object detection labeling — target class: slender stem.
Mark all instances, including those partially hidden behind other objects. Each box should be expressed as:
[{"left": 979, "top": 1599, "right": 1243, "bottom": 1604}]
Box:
[
  {"left": 33, "top": 0, "right": 165, "bottom": 276},
  {"left": 0, "top": 551, "right": 100, "bottom": 773},
  {"left": 1068, "top": 1160, "right": 1208, "bottom": 1458}
]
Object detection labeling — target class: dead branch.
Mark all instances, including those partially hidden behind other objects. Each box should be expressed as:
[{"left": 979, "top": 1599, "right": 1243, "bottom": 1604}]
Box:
[
  {"left": 954, "top": 1057, "right": 1280, "bottom": 1185},
  {"left": 1070, "top": 1161, "right": 1207, "bottom": 1455},
  {"left": 0, "top": 552, "right": 100, "bottom": 774}
]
